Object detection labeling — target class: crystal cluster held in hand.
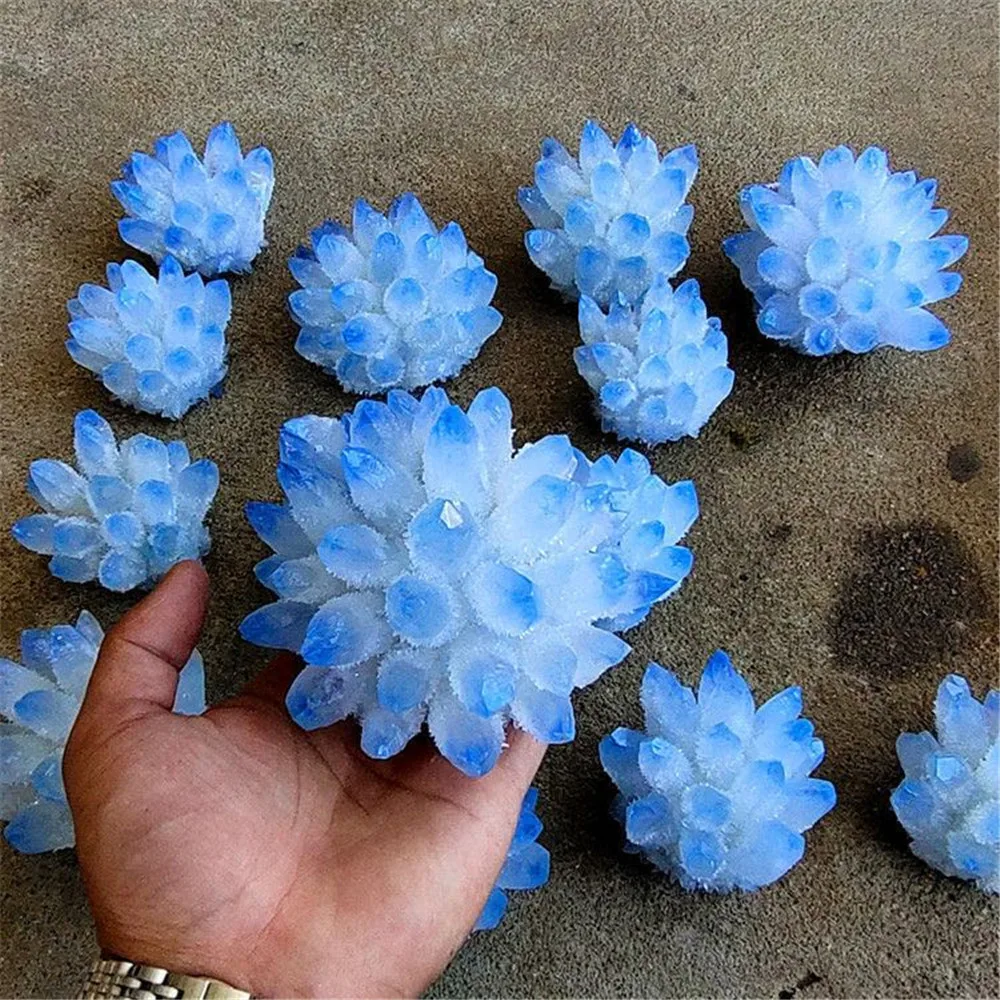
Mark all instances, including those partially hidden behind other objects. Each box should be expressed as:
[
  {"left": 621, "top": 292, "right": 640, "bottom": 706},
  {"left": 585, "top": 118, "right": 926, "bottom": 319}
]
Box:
[
  {"left": 476, "top": 787, "right": 550, "bottom": 930},
  {"left": 241, "top": 385, "right": 697, "bottom": 777},
  {"left": 723, "top": 145, "right": 968, "bottom": 355},
  {"left": 1, "top": 611, "right": 205, "bottom": 854},
  {"left": 520, "top": 121, "right": 697, "bottom": 305},
  {"left": 66, "top": 257, "right": 231, "bottom": 419},
  {"left": 891, "top": 675, "right": 998, "bottom": 893},
  {"left": 11, "top": 410, "right": 219, "bottom": 592},
  {"left": 600, "top": 651, "right": 836, "bottom": 891},
  {"left": 113, "top": 122, "right": 274, "bottom": 276},
  {"left": 574, "top": 276, "right": 734, "bottom": 445},
  {"left": 290, "top": 193, "right": 502, "bottom": 394}
]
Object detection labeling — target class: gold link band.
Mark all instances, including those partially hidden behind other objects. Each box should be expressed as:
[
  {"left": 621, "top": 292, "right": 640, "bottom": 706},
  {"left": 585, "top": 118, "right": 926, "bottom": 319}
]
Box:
[{"left": 79, "top": 959, "right": 251, "bottom": 1000}]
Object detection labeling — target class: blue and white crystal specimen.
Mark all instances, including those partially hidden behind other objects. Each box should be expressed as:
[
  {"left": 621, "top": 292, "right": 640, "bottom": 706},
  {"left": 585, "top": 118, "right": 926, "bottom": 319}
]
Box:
[
  {"left": 289, "top": 194, "right": 502, "bottom": 394},
  {"left": 475, "top": 787, "right": 550, "bottom": 930},
  {"left": 574, "top": 275, "right": 735, "bottom": 445},
  {"left": 113, "top": 122, "right": 274, "bottom": 276},
  {"left": 1, "top": 611, "right": 205, "bottom": 854},
  {"left": 600, "top": 652, "right": 836, "bottom": 891},
  {"left": 241, "top": 386, "right": 697, "bottom": 777},
  {"left": 519, "top": 120, "right": 698, "bottom": 305},
  {"left": 66, "top": 257, "right": 231, "bottom": 419},
  {"left": 723, "top": 145, "right": 968, "bottom": 355},
  {"left": 11, "top": 410, "right": 219, "bottom": 592},
  {"left": 891, "top": 675, "right": 999, "bottom": 894}
]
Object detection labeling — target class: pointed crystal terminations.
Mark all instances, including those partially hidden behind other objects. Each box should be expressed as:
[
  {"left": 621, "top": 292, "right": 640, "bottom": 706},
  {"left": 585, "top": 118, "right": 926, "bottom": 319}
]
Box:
[
  {"left": 600, "top": 651, "right": 836, "bottom": 891},
  {"left": 289, "top": 192, "right": 502, "bottom": 395},
  {"left": 519, "top": 120, "right": 698, "bottom": 306},
  {"left": 1, "top": 611, "right": 206, "bottom": 854},
  {"left": 723, "top": 144, "right": 968, "bottom": 355},
  {"left": 11, "top": 410, "right": 219, "bottom": 592},
  {"left": 891, "top": 674, "right": 999, "bottom": 894},
  {"left": 112, "top": 121, "right": 274, "bottom": 276},
  {"left": 474, "top": 787, "right": 550, "bottom": 930},
  {"left": 66, "top": 256, "right": 231, "bottom": 419},
  {"left": 574, "top": 275, "right": 734, "bottom": 445},
  {"left": 240, "top": 386, "right": 698, "bottom": 777}
]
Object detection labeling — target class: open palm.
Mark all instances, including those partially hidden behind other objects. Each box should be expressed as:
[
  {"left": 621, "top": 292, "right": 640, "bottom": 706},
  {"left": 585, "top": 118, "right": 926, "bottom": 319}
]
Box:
[{"left": 64, "top": 562, "right": 544, "bottom": 998}]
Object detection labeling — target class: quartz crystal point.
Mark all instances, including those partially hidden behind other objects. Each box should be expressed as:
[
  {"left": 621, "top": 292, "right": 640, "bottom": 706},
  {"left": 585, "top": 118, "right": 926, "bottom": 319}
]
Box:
[
  {"left": 600, "top": 652, "right": 836, "bottom": 891},
  {"left": 240, "top": 386, "right": 697, "bottom": 777},
  {"left": 66, "top": 256, "right": 231, "bottom": 419},
  {"left": 113, "top": 121, "right": 274, "bottom": 276},
  {"left": 519, "top": 120, "right": 698, "bottom": 305},
  {"left": 574, "top": 275, "right": 734, "bottom": 445},
  {"left": 723, "top": 145, "right": 968, "bottom": 355},
  {"left": 1, "top": 611, "right": 205, "bottom": 853},
  {"left": 475, "top": 787, "right": 550, "bottom": 930},
  {"left": 289, "top": 193, "right": 502, "bottom": 394},
  {"left": 11, "top": 410, "right": 219, "bottom": 592},
  {"left": 891, "top": 674, "right": 999, "bottom": 893}
]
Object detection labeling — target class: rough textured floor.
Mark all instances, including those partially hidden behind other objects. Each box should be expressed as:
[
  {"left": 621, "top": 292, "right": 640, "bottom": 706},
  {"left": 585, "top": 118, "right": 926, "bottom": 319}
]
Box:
[{"left": 1, "top": 1, "right": 998, "bottom": 997}]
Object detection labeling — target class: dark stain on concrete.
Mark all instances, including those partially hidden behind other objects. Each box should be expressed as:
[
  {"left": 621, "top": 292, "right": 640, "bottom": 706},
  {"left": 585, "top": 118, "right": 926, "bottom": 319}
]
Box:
[
  {"left": 778, "top": 971, "right": 824, "bottom": 999},
  {"left": 832, "top": 521, "right": 990, "bottom": 677},
  {"left": 947, "top": 442, "right": 982, "bottom": 483},
  {"left": 4, "top": 176, "right": 54, "bottom": 225},
  {"left": 677, "top": 82, "right": 697, "bottom": 102},
  {"left": 768, "top": 522, "right": 793, "bottom": 544}
]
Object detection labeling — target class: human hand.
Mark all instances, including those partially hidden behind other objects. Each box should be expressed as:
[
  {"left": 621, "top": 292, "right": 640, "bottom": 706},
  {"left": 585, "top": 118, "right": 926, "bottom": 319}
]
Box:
[{"left": 64, "top": 561, "right": 546, "bottom": 998}]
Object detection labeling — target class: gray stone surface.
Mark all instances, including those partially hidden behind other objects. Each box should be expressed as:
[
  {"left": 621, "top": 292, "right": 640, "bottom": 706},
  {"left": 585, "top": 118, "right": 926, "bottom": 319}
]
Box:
[{"left": 1, "top": 1, "right": 997, "bottom": 996}]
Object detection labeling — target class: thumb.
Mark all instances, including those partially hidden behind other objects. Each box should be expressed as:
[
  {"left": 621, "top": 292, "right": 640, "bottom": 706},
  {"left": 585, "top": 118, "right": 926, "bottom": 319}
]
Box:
[{"left": 80, "top": 560, "right": 209, "bottom": 722}]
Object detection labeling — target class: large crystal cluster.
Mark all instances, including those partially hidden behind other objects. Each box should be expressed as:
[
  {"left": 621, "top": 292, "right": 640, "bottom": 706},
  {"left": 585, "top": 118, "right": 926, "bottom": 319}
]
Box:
[
  {"left": 290, "top": 194, "right": 502, "bottom": 394},
  {"left": 574, "top": 275, "right": 734, "bottom": 445},
  {"left": 475, "top": 787, "right": 550, "bottom": 930},
  {"left": 1, "top": 611, "right": 205, "bottom": 854},
  {"left": 66, "top": 257, "right": 231, "bottom": 419},
  {"left": 113, "top": 122, "right": 274, "bottom": 276},
  {"left": 519, "top": 121, "right": 697, "bottom": 305},
  {"left": 723, "top": 145, "right": 968, "bottom": 355},
  {"left": 891, "top": 674, "right": 998, "bottom": 894},
  {"left": 11, "top": 410, "right": 219, "bottom": 592},
  {"left": 600, "top": 652, "right": 836, "bottom": 891},
  {"left": 240, "top": 386, "right": 697, "bottom": 777}
]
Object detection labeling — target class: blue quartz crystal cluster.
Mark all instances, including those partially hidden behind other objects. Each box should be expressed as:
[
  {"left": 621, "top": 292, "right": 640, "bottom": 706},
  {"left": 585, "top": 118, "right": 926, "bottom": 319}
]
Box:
[
  {"left": 1, "top": 611, "right": 205, "bottom": 854},
  {"left": 520, "top": 121, "right": 697, "bottom": 305},
  {"left": 891, "top": 675, "right": 999, "bottom": 894},
  {"left": 113, "top": 122, "right": 274, "bottom": 276},
  {"left": 574, "top": 275, "right": 735, "bottom": 445},
  {"left": 11, "top": 410, "right": 219, "bottom": 592},
  {"left": 66, "top": 257, "right": 231, "bottom": 419},
  {"left": 723, "top": 145, "right": 968, "bottom": 355},
  {"left": 241, "top": 385, "right": 697, "bottom": 777},
  {"left": 600, "top": 652, "right": 836, "bottom": 891},
  {"left": 475, "top": 787, "right": 550, "bottom": 930},
  {"left": 289, "top": 193, "right": 503, "bottom": 394}
]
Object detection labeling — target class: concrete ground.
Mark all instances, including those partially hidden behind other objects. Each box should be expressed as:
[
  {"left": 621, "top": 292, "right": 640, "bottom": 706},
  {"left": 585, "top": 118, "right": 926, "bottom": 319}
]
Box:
[{"left": 1, "top": 1, "right": 997, "bottom": 996}]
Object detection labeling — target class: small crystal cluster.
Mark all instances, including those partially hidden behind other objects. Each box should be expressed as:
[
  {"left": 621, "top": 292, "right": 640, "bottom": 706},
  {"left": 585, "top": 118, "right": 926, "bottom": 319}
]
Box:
[
  {"left": 475, "top": 787, "right": 550, "bottom": 930},
  {"left": 11, "top": 410, "right": 219, "bottom": 592},
  {"left": 66, "top": 257, "right": 231, "bottom": 419},
  {"left": 574, "top": 275, "right": 735, "bottom": 445},
  {"left": 113, "top": 122, "right": 274, "bottom": 276},
  {"left": 289, "top": 193, "right": 502, "bottom": 394},
  {"left": 1, "top": 611, "right": 205, "bottom": 854},
  {"left": 600, "top": 652, "right": 836, "bottom": 891},
  {"left": 723, "top": 145, "right": 968, "bottom": 355},
  {"left": 520, "top": 120, "right": 697, "bottom": 305},
  {"left": 891, "top": 674, "right": 998, "bottom": 893},
  {"left": 241, "top": 385, "right": 697, "bottom": 777}
]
